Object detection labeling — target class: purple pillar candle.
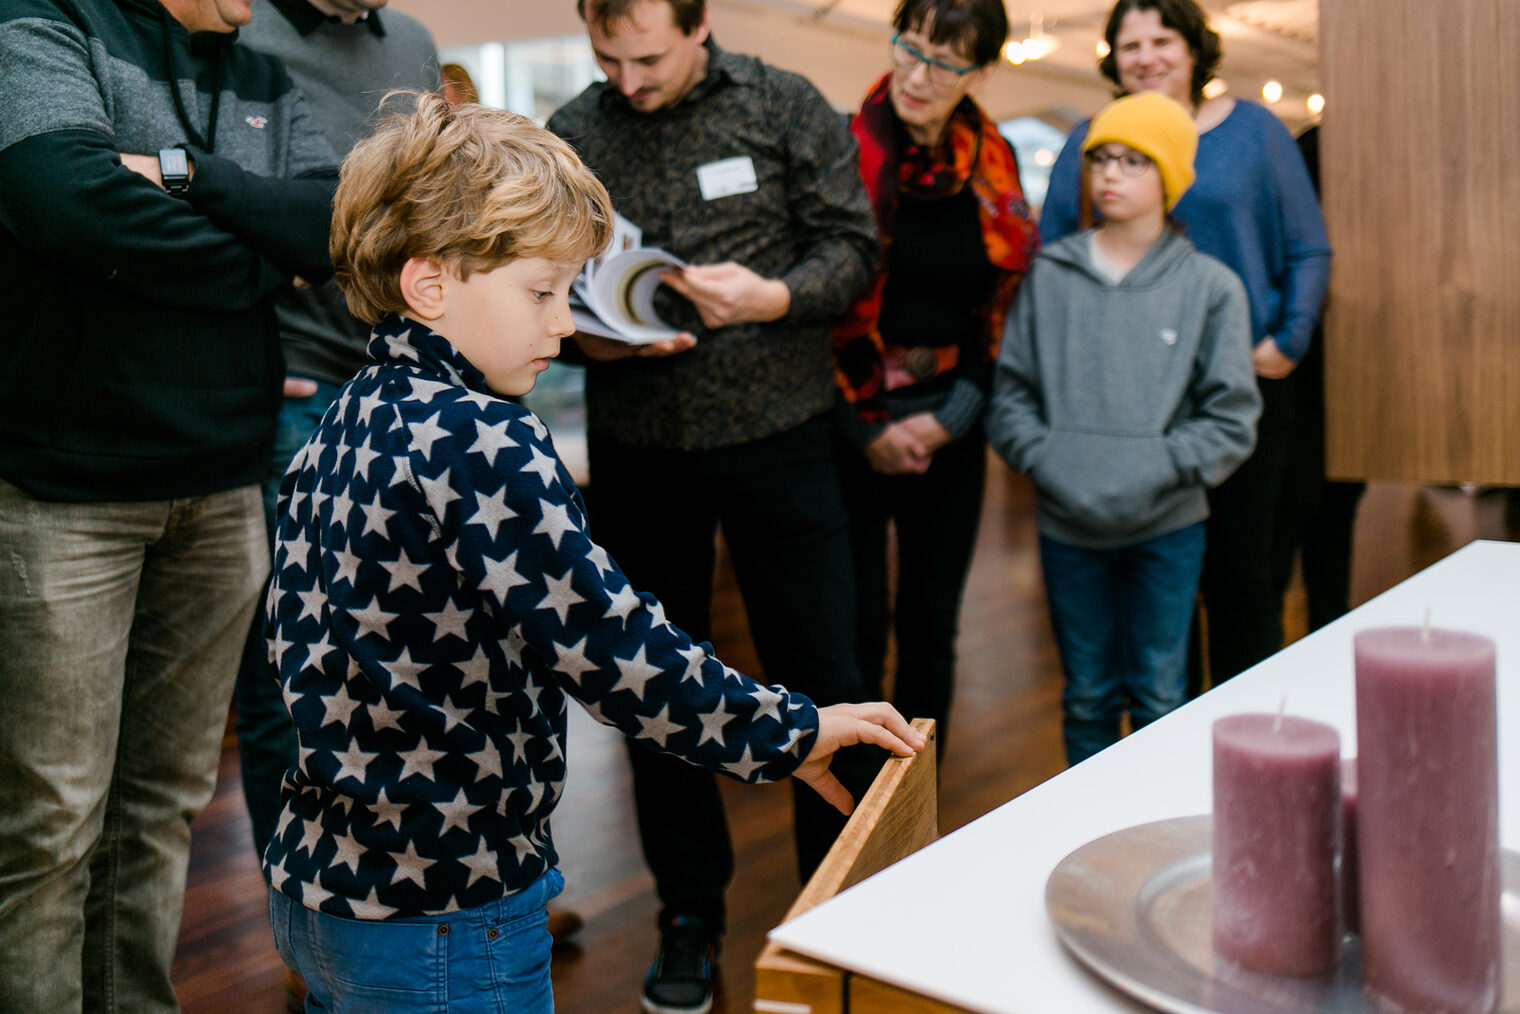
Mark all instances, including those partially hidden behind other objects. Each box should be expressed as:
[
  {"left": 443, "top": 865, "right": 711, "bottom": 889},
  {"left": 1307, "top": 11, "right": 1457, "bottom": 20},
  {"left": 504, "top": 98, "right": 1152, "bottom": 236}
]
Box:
[
  {"left": 1354, "top": 627, "right": 1501, "bottom": 1014},
  {"left": 1340, "top": 758, "right": 1359, "bottom": 934},
  {"left": 1212, "top": 713, "right": 1342, "bottom": 976}
]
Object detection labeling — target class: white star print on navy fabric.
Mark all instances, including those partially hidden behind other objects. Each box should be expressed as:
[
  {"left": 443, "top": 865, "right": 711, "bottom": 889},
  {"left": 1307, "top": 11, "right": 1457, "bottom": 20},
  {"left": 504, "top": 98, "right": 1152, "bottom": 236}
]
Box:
[
  {"left": 328, "top": 488, "right": 356, "bottom": 533},
  {"left": 536, "top": 569, "right": 583, "bottom": 623},
  {"left": 320, "top": 684, "right": 363, "bottom": 728},
  {"left": 433, "top": 789, "right": 482, "bottom": 835},
  {"left": 636, "top": 704, "right": 684, "bottom": 748},
  {"left": 466, "top": 417, "right": 515, "bottom": 466},
  {"left": 467, "top": 489, "right": 518, "bottom": 540},
  {"left": 552, "top": 636, "right": 599, "bottom": 683},
  {"left": 725, "top": 745, "right": 767, "bottom": 781},
  {"left": 480, "top": 551, "right": 530, "bottom": 601},
  {"left": 521, "top": 446, "right": 559, "bottom": 487},
  {"left": 351, "top": 438, "right": 381, "bottom": 482},
  {"left": 465, "top": 742, "right": 504, "bottom": 782},
  {"left": 424, "top": 598, "right": 471, "bottom": 642},
  {"left": 387, "top": 841, "right": 434, "bottom": 889},
  {"left": 397, "top": 739, "right": 446, "bottom": 782},
  {"left": 697, "top": 695, "right": 735, "bottom": 746},
  {"left": 379, "top": 548, "right": 428, "bottom": 594},
  {"left": 330, "top": 829, "right": 366, "bottom": 875},
  {"left": 358, "top": 493, "right": 396, "bottom": 539},
  {"left": 385, "top": 647, "right": 428, "bottom": 693},
  {"left": 675, "top": 645, "right": 706, "bottom": 684},
  {"left": 532, "top": 499, "right": 577, "bottom": 549},
  {"left": 262, "top": 316, "right": 820, "bottom": 920},
  {"left": 460, "top": 838, "right": 499, "bottom": 887},
  {"left": 611, "top": 645, "right": 663, "bottom": 701},
  {"left": 330, "top": 545, "right": 362, "bottom": 587},
  {"left": 419, "top": 467, "right": 461, "bottom": 519},
  {"left": 407, "top": 412, "right": 449, "bottom": 459},
  {"left": 604, "top": 582, "right": 640, "bottom": 627},
  {"left": 350, "top": 887, "right": 394, "bottom": 920}
]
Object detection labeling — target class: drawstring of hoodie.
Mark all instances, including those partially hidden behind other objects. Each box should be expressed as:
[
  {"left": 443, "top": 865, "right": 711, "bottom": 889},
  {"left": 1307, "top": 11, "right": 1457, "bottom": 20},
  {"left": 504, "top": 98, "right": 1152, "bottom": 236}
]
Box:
[{"left": 159, "top": 3, "right": 223, "bottom": 153}]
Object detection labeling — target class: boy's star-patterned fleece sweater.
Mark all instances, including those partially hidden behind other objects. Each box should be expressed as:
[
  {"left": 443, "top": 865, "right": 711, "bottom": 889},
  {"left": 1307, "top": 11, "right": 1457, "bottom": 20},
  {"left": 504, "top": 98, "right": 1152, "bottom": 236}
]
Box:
[{"left": 263, "top": 314, "right": 820, "bottom": 919}]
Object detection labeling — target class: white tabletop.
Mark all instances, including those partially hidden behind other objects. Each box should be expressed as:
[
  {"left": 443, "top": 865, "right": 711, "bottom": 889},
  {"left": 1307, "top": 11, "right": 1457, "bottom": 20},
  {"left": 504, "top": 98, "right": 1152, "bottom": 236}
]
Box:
[{"left": 768, "top": 540, "right": 1520, "bottom": 1014}]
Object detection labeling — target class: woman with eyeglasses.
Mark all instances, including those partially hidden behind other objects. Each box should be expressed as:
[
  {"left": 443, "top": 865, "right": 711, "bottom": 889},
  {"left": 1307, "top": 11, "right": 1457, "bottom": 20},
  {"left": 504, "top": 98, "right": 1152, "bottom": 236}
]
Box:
[
  {"left": 1040, "top": 0, "right": 1331, "bottom": 691},
  {"left": 832, "top": 0, "right": 1039, "bottom": 754}
]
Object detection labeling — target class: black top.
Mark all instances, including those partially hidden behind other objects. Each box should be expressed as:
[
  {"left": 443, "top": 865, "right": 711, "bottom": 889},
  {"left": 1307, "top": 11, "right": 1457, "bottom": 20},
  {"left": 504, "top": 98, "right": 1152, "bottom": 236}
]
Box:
[{"left": 879, "top": 186, "right": 996, "bottom": 353}]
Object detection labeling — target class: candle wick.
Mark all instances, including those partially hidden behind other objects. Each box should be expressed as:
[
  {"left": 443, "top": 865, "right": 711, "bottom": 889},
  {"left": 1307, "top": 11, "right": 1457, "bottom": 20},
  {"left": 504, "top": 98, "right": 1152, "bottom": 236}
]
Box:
[
  {"left": 1274, "top": 696, "right": 1286, "bottom": 732},
  {"left": 1422, "top": 606, "right": 1432, "bottom": 643}
]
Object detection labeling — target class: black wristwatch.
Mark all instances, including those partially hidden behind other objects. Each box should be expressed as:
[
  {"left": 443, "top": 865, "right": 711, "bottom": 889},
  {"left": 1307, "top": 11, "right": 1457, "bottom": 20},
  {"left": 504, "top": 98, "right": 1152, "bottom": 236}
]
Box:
[{"left": 158, "top": 147, "right": 190, "bottom": 195}]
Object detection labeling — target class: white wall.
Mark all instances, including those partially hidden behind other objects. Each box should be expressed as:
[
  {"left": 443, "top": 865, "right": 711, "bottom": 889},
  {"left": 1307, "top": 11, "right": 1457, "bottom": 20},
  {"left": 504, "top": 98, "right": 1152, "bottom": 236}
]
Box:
[{"left": 387, "top": 0, "right": 1114, "bottom": 125}]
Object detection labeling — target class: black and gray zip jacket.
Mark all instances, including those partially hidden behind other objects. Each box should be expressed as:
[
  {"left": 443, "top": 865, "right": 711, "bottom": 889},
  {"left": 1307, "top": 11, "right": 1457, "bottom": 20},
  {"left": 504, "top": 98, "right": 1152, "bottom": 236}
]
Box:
[{"left": 0, "top": 0, "right": 339, "bottom": 501}]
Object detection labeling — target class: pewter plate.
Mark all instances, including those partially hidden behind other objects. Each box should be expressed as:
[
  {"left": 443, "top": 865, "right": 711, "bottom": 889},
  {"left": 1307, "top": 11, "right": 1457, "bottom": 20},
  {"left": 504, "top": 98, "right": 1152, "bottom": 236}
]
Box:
[{"left": 1045, "top": 814, "right": 1520, "bottom": 1014}]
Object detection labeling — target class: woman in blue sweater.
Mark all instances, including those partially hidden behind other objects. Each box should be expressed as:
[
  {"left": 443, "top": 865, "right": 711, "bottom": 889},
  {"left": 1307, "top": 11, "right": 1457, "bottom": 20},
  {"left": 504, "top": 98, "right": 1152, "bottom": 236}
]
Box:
[{"left": 1040, "top": 0, "right": 1330, "bottom": 687}]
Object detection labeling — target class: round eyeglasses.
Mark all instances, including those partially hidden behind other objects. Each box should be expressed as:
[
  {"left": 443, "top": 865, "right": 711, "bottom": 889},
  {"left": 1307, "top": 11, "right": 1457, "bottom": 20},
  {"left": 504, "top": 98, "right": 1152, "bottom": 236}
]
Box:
[
  {"left": 1083, "top": 148, "right": 1155, "bottom": 176},
  {"left": 890, "top": 34, "right": 978, "bottom": 87}
]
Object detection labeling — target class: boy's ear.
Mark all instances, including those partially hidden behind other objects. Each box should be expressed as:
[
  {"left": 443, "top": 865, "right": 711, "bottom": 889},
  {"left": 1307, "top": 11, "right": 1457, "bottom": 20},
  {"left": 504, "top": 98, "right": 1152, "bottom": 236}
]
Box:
[{"left": 400, "top": 256, "right": 447, "bottom": 321}]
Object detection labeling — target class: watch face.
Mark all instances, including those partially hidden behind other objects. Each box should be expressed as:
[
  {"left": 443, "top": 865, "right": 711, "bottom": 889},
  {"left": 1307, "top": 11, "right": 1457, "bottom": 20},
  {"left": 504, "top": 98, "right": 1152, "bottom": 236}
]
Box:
[
  {"left": 158, "top": 147, "right": 189, "bottom": 192},
  {"left": 159, "top": 148, "right": 188, "bottom": 175}
]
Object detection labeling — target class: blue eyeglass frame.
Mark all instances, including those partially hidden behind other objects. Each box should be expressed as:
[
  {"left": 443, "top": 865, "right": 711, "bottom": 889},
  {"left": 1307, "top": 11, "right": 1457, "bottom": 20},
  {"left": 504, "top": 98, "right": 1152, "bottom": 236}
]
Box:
[{"left": 890, "top": 33, "right": 979, "bottom": 79}]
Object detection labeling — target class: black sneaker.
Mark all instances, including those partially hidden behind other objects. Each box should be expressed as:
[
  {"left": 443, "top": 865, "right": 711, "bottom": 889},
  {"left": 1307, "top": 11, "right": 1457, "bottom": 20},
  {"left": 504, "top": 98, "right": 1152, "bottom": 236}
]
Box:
[{"left": 640, "top": 915, "right": 718, "bottom": 1014}]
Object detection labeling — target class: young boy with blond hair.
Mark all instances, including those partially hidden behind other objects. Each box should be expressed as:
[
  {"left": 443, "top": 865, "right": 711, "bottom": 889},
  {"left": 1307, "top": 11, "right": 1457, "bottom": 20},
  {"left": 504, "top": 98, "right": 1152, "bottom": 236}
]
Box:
[
  {"left": 261, "top": 93, "right": 924, "bottom": 1013},
  {"left": 986, "top": 92, "right": 1260, "bottom": 766}
]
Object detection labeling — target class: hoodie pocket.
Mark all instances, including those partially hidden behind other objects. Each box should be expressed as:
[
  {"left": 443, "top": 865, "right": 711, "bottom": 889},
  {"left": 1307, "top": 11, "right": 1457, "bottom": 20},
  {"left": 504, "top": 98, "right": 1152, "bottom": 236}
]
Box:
[{"left": 1030, "top": 429, "right": 1182, "bottom": 535}]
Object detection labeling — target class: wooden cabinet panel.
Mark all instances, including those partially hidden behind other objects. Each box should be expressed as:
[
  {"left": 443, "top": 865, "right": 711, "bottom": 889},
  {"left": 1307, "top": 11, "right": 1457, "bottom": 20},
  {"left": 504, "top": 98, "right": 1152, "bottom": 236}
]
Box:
[{"left": 1320, "top": 0, "right": 1520, "bottom": 483}]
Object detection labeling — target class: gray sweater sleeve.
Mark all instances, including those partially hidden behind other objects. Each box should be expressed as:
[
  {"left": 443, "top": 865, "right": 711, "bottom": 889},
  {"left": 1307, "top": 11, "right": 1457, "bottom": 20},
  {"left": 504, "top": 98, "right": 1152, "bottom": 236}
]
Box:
[
  {"left": 933, "top": 377, "right": 988, "bottom": 442},
  {"left": 1163, "top": 268, "right": 1261, "bottom": 487},
  {"left": 985, "top": 263, "right": 1050, "bottom": 473}
]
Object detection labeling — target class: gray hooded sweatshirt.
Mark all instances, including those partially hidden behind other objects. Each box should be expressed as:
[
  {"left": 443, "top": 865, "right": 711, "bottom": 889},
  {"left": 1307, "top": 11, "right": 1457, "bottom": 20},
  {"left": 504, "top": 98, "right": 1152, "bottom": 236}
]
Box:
[{"left": 987, "top": 226, "right": 1260, "bottom": 550}]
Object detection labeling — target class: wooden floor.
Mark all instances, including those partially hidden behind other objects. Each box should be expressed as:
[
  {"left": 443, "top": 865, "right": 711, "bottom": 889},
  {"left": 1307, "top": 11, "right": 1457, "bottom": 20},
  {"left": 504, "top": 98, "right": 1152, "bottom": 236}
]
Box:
[{"left": 170, "top": 460, "right": 1520, "bottom": 1013}]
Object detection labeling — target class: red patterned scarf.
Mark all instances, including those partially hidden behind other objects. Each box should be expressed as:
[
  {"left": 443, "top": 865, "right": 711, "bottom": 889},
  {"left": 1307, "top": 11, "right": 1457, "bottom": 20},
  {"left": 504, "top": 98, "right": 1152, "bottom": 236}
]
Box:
[{"left": 832, "top": 74, "right": 1040, "bottom": 423}]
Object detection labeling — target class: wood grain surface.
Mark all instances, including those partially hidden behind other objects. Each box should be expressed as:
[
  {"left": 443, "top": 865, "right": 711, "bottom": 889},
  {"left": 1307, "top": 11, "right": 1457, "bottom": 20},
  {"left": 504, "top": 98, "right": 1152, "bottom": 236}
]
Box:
[{"left": 1321, "top": 0, "right": 1520, "bottom": 483}]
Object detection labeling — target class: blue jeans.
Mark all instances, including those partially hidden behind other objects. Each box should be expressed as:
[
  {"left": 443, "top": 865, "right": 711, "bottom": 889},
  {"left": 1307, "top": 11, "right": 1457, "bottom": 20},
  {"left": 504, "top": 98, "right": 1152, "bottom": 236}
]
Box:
[
  {"left": 1039, "top": 523, "right": 1205, "bottom": 766},
  {"left": 270, "top": 869, "right": 564, "bottom": 1014},
  {"left": 235, "top": 379, "right": 342, "bottom": 858},
  {"left": 0, "top": 478, "right": 266, "bottom": 1013}
]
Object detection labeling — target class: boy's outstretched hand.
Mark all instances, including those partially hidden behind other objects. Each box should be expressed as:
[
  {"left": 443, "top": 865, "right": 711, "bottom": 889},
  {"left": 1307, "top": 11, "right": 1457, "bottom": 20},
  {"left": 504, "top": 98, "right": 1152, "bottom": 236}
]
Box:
[{"left": 794, "top": 703, "right": 928, "bottom": 816}]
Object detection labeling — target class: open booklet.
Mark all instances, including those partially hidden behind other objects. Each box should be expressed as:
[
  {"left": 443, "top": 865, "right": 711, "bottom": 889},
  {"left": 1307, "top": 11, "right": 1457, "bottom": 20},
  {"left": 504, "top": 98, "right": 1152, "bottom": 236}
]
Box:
[{"left": 570, "top": 213, "right": 687, "bottom": 344}]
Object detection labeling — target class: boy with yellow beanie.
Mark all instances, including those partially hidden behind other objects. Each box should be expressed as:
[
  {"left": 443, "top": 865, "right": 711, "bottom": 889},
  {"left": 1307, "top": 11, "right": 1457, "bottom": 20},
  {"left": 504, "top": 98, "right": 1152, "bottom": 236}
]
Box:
[{"left": 986, "top": 92, "right": 1261, "bottom": 765}]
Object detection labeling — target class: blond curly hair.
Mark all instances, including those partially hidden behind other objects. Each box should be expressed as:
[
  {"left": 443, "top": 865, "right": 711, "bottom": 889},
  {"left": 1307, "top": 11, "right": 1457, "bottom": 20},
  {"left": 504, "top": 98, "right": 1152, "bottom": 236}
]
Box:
[{"left": 332, "top": 92, "right": 613, "bottom": 323}]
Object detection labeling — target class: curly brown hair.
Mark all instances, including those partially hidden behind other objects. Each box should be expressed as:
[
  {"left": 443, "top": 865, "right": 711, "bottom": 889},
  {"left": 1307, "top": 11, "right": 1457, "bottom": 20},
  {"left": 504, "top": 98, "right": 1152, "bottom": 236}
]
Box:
[{"left": 1098, "top": 0, "right": 1222, "bottom": 107}]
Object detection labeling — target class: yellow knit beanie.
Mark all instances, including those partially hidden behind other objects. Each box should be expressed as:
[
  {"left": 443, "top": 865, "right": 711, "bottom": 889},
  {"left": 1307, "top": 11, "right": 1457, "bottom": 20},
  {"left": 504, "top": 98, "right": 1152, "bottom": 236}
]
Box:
[{"left": 1083, "top": 92, "right": 1198, "bottom": 210}]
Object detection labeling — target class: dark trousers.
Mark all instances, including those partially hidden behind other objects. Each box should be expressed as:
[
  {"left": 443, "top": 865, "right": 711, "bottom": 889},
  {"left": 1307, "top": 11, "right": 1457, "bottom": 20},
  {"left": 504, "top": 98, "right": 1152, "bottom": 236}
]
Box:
[
  {"left": 1271, "top": 335, "right": 1365, "bottom": 632},
  {"left": 586, "top": 416, "right": 873, "bottom": 932},
  {"left": 837, "top": 429, "right": 986, "bottom": 753},
  {"left": 1191, "top": 376, "right": 1295, "bottom": 691}
]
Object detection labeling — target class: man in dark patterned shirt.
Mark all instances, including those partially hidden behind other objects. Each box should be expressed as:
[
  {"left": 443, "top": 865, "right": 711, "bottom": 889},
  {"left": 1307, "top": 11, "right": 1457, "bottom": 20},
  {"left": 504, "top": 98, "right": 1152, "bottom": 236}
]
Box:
[{"left": 547, "top": 1, "right": 880, "bottom": 1010}]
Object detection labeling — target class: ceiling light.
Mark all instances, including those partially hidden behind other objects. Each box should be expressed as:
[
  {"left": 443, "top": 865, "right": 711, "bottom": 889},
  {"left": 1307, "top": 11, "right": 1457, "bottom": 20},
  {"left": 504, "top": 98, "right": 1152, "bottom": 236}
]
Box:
[
  {"left": 1034, "top": 148, "right": 1056, "bottom": 167},
  {"left": 1262, "top": 79, "right": 1283, "bottom": 103},
  {"left": 1307, "top": 93, "right": 1325, "bottom": 114},
  {"left": 1202, "top": 78, "right": 1227, "bottom": 100},
  {"left": 1095, "top": 40, "right": 1110, "bottom": 59},
  {"left": 1003, "top": 14, "right": 1060, "bottom": 65}
]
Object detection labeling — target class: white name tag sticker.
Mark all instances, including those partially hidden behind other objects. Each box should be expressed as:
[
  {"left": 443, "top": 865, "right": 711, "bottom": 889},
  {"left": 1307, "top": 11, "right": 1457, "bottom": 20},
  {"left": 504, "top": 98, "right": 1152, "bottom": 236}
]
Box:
[{"left": 696, "top": 156, "right": 758, "bottom": 201}]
